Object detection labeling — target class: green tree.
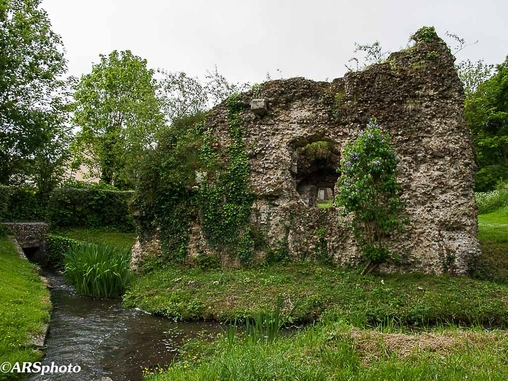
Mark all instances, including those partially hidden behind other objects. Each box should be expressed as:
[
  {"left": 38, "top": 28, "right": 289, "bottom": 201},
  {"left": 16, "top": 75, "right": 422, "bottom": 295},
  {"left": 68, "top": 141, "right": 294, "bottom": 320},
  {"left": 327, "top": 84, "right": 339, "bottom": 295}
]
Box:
[
  {"left": 336, "top": 119, "right": 407, "bottom": 275},
  {"left": 157, "top": 70, "right": 208, "bottom": 123},
  {"left": 72, "top": 50, "right": 165, "bottom": 188},
  {"left": 465, "top": 57, "right": 508, "bottom": 191},
  {"left": 457, "top": 59, "right": 493, "bottom": 99},
  {"left": 157, "top": 66, "right": 250, "bottom": 125},
  {"left": 0, "top": 0, "right": 70, "bottom": 189}
]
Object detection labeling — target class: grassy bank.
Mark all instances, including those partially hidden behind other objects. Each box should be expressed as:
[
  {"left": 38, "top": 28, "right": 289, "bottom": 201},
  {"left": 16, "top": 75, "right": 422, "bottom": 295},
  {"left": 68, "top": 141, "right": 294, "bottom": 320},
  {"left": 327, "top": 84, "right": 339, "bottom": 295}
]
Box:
[
  {"left": 0, "top": 236, "right": 51, "bottom": 381},
  {"left": 52, "top": 227, "right": 136, "bottom": 252},
  {"left": 124, "top": 263, "right": 508, "bottom": 327},
  {"left": 48, "top": 228, "right": 135, "bottom": 298},
  {"left": 145, "top": 322, "right": 508, "bottom": 381},
  {"left": 473, "top": 206, "right": 508, "bottom": 283},
  {"left": 124, "top": 206, "right": 508, "bottom": 380}
]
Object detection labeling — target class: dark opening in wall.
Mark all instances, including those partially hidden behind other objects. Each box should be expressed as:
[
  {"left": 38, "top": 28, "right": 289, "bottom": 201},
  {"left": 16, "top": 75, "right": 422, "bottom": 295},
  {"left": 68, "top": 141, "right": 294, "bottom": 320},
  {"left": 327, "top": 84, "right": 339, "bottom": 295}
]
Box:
[{"left": 290, "top": 138, "right": 340, "bottom": 207}]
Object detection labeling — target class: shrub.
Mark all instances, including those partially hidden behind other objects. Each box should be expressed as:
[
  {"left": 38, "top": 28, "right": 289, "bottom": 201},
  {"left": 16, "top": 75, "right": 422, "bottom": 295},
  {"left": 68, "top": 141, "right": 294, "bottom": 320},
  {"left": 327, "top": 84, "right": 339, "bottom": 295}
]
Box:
[
  {"left": 0, "top": 185, "right": 45, "bottom": 222},
  {"left": 476, "top": 185, "right": 508, "bottom": 214},
  {"left": 45, "top": 234, "right": 81, "bottom": 270},
  {"left": 336, "top": 119, "right": 408, "bottom": 274},
  {"left": 47, "top": 187, "right": 135, "bottom": 231},
  {"left": 64, "top": 243, "right": 131, "bottom": 297},
  {"left": 476, "top": 165, "right": 508, "bottom": 192}
]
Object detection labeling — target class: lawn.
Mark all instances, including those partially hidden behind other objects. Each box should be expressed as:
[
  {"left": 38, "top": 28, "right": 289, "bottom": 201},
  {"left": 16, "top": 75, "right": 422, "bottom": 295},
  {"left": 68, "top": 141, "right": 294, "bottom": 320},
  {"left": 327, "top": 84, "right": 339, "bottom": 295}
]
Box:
[
  {"left": 474, "top": 206, "right": 508, "bottom": 282},
  {"left": 0, "top": 235, "right": 51, "bottom": 381},
  {"left": 51, "top": 227, "right": 136, "bottom": 252}
]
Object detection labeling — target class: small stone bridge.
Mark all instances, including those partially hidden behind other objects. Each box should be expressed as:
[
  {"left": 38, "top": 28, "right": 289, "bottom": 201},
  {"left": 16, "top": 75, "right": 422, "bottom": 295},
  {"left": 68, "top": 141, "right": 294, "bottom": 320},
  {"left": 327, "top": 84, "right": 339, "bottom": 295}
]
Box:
[{"left": 2, "top": 222, "right": 49, "bottom": 265}]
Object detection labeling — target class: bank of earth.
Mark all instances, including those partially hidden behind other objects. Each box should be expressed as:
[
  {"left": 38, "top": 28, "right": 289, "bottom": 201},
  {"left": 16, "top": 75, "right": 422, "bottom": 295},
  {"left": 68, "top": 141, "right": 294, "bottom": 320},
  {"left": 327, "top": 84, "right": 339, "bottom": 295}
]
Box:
[{"left": 0, "top": 235, "right": 51, "bottom": 381}]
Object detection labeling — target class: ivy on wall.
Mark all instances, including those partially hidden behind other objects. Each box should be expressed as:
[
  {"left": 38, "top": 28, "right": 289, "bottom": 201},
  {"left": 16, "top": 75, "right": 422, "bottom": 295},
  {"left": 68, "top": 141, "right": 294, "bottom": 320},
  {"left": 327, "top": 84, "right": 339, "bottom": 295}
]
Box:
[
  {"left": 133, "top": 112, "right": 206, "bottom": 263},
  {"left": 134, "top": 95, "right": 254, "bottom": 266},
  {"left": 199, "top": 94, "right": 255, "bottom": 264}
]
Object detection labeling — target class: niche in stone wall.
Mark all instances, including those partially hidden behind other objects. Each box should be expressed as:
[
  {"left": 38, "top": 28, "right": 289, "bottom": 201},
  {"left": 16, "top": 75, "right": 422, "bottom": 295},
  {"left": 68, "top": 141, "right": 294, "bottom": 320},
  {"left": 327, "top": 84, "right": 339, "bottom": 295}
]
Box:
[{"left": 290, "top": 138, "right": 340, "bottom": 207}]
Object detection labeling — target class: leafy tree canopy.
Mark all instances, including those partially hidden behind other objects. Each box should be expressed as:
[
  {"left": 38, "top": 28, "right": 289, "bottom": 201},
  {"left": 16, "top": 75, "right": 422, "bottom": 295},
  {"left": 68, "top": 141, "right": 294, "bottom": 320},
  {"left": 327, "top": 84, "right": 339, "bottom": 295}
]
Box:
[
  {"left": 72, "top": 50, "right": 165, "bottom": 188},
  {"left": 465, "top": 57, "right": 508, "bottom": 191},
  {"left": 0, "top": 0, "right": 70, "bottom": 191}
]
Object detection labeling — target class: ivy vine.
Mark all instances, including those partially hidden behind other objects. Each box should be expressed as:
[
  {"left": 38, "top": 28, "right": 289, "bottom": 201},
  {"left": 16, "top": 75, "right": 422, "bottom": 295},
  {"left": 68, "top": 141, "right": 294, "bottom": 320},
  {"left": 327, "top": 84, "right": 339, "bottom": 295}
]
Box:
[
  {"left": 135, "top": 95, "right": 255, "bottom": 266},
  {"left": 199, "top": 94, "right": 255, "bottom": 262}
]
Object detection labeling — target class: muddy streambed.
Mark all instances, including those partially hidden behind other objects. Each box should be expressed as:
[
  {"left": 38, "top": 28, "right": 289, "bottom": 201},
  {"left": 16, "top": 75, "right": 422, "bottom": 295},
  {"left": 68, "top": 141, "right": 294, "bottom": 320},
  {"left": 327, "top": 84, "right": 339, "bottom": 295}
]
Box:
[{"left": 27, "top": 272, "right": 221, "bottom": 381}]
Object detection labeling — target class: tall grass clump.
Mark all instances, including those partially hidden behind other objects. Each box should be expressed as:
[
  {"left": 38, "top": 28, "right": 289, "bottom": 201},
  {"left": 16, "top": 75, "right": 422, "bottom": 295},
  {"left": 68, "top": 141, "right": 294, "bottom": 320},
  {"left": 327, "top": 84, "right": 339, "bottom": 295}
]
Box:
[
  {"left": 64, "top": 243, "right": 131, "bottom": 297},
  {"left": 226, "top": 295, "right": 286, "bottom": 346},
  {"left": 476, "top": 182, "right": 508, "bottom": 214}
]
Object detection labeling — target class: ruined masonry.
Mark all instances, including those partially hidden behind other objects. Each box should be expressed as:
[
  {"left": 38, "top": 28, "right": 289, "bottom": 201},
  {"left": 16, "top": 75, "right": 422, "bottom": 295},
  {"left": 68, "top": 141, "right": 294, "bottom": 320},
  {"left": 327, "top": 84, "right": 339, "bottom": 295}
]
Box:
[{"left": 138, "top": 29, "right": 481, "bottom": 274}]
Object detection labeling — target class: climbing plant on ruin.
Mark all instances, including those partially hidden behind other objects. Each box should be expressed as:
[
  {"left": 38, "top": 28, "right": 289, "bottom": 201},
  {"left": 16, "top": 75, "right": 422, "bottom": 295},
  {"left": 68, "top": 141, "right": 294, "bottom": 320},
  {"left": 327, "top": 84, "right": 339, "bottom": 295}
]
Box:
[
  {"left": 336, "top": 119, "right": 408, "bottom": 275},
  {"left": 133, "top": 112, "right": 206, "bottom": 263},
  {"left": 200, "top": 94, "right": 255, "bottom": 264},
  {"left": 134, "top": 94, "right": 254, "bottom": 266}
]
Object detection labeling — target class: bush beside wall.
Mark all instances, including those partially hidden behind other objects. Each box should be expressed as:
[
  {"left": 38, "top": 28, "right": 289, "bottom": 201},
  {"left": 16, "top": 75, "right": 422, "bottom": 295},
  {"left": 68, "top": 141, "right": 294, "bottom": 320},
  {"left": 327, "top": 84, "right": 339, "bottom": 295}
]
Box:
[
  {"left": 0, "top": 185, "right": 44, "bottom": 222},
  {"left": 47, "top": 188, "right": 135, "bottom": 231},
  {"left": 45, "top": 234, "right": 81, "bottom": 270},
  {"left": 0, "top": 186, "right": 135, "bottom": 232}
]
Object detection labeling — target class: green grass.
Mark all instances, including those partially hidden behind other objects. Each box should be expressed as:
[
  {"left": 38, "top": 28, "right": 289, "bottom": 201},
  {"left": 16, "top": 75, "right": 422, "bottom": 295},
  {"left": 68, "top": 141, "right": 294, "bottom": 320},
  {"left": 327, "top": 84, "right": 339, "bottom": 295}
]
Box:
[
  {"left": 124, "top": 262, "right": 508, "bottom": 327},
  {"left": 0, "top": 235, "right": 51, "bottom": 381},
  {"left": 145, "top": 322, "right": 508, "bottom": 381},
  {"left": 316, "top": 199, "right": 334, "bottom": 209},
  {"left": 472, "top": 206, "right": 508, "bottom": 283},
  {"left": 64, "top": 243, "right": 131, "bottom": 297},
  {"left": 478, "top": 206, "right": 508, "bottom": 242},
  {"left": 52, "top": 227, "right": 136, "bottom": 252},
  {"left": 129, "top": 206, "right": 508, "bottom": 381}
]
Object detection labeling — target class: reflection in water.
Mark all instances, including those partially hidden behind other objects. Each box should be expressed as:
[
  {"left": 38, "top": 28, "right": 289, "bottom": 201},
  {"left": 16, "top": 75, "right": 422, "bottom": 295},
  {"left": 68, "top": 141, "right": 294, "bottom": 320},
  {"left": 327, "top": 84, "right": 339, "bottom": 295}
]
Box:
[{"left": 28, "top": 272, "right": 220, "bottom": 381}]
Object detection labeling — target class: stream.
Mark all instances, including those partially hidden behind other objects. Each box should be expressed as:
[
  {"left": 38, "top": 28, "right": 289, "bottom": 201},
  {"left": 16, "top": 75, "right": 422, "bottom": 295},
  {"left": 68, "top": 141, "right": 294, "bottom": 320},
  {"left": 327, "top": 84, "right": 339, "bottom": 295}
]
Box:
[{"left": 27, "top": 271, "right": 221, "bottom": 381}]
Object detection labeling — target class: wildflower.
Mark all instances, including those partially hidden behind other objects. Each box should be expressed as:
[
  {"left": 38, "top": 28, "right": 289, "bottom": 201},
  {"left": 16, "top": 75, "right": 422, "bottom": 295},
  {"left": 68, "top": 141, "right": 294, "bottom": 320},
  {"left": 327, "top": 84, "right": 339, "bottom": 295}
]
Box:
[
  {"left": 368, "top": 133, "right": 374, "bottom": 139},
  {"left": 373, "top": 160, "right": 381, "bottom": 166},
  {"left": 346, "top": 161, "right": 352, "bottom": 168}
]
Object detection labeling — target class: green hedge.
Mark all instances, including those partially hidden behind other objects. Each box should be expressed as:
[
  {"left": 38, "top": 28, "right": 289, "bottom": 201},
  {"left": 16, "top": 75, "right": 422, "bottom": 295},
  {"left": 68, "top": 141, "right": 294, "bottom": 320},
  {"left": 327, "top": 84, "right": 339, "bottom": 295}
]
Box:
[
  {"left": 47, "top": 188, "right": 135, "bottom": 231},
  {"left": 45, "top": 234, "right": 81, "bottom": 270},
  {"left": 0, "top": 185, "right": 135, "bottom": 231},
  {"left": 0, "top": 185, "right": 45, "bottom": 222}
]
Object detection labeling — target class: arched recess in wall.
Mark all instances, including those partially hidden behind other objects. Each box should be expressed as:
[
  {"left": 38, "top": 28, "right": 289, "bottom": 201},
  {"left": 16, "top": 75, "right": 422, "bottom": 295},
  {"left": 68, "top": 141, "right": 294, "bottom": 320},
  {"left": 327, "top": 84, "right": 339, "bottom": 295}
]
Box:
[{"left": 289, "top": 137, "right": 340, "bottom": 207}]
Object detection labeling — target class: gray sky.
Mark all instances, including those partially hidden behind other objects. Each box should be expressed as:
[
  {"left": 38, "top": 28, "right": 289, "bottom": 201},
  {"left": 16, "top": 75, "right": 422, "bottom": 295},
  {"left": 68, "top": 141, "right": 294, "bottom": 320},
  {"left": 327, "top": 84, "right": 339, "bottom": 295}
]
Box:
[{"left": 43, "top": 0, "right": 508, "bottom": 84}]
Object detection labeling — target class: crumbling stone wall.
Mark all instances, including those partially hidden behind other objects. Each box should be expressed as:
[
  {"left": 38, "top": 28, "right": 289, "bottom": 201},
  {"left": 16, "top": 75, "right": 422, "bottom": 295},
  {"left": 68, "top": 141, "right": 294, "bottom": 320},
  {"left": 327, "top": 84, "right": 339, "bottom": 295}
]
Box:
[
  {"left": 184, "top": 29, "right": 481, "bottom": 274},
  {"left": 135, "top": 29, "right": 480, "bottom": 274}
]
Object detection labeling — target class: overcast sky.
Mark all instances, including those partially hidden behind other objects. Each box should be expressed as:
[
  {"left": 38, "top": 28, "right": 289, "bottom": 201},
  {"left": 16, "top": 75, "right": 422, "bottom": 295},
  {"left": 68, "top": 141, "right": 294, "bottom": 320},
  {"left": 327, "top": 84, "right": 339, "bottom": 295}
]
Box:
[{"left": 42, "top": 0, "right": 507, "bottom": 85}]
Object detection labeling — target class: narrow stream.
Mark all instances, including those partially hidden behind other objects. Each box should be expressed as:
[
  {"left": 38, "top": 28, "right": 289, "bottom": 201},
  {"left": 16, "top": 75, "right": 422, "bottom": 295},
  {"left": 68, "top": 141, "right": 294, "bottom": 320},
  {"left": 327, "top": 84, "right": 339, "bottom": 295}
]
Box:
[{"left": 28, "top": 271, "right": 221, "bottom": 381}]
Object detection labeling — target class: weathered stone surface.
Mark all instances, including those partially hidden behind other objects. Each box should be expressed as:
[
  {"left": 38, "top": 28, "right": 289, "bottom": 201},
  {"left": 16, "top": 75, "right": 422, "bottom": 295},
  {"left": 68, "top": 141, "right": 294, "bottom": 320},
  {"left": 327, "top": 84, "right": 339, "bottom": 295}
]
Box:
[
  {"left": 139, "top": 30, "right": 481, "bottom": 274},
  {"left": 3, "top": 222, "right": 49, "bottom": 266},
  {"left": 250, "top": 98, "right": 268, "bottom": 116},
  {"left": 3, "top": 222, "right": 48, "bottom": 248}
]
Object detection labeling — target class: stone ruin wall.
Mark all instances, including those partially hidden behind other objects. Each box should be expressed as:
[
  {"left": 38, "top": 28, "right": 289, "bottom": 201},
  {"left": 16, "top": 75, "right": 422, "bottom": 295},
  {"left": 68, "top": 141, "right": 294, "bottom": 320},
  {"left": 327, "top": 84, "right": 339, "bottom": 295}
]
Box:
[
  {"left": 132, "top": 31, "right": 481, "bottom": 274},
  {"left": 183, "top": 32, "right": 481, "bottom": 275}
]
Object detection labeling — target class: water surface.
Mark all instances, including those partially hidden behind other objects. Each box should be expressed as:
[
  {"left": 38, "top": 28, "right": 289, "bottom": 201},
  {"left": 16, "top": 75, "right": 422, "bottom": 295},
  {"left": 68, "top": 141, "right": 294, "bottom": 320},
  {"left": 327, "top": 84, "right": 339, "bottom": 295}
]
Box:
[{"left": 27, "top": 272, "right": 220, "bottom": 381}]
